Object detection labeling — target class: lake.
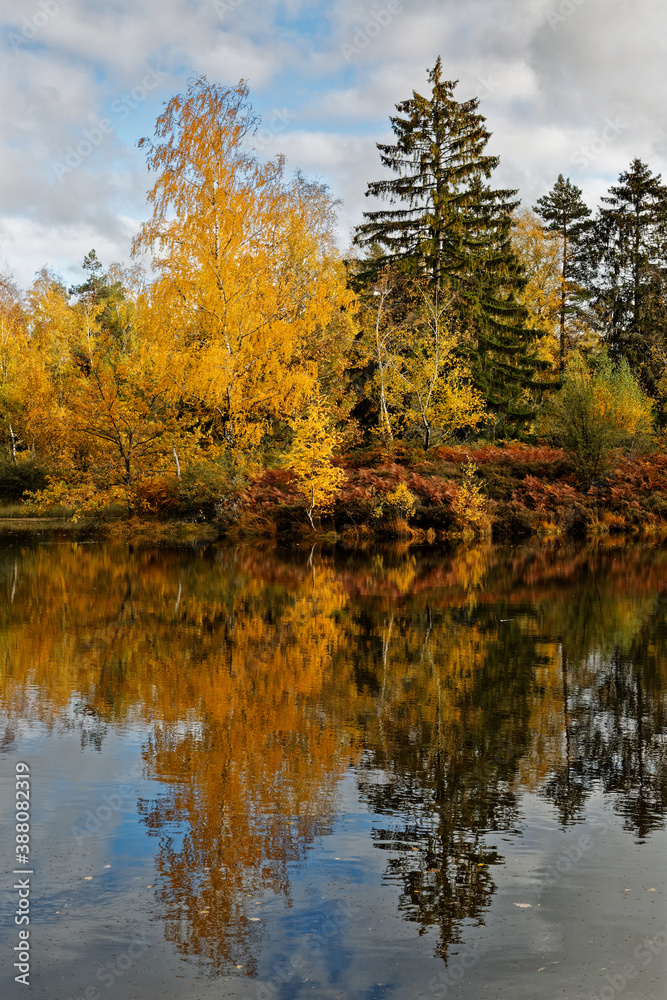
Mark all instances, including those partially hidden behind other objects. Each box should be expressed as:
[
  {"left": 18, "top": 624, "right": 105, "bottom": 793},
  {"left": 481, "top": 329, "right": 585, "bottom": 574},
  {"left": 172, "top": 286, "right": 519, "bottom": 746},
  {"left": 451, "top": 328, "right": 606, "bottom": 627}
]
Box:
[{"left": 0, "top": 536, "right": 666, "bottom": 999}]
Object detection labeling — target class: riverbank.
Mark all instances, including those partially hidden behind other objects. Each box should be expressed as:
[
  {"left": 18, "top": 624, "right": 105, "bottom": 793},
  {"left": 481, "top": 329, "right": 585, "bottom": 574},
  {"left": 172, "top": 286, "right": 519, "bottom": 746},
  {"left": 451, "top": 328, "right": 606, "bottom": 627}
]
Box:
[
  {"left": 218, "top": 442, "right": 667, "bottom": 542},
  {"left": 4, "top": 443, "right": 667, "bottom": 544}
]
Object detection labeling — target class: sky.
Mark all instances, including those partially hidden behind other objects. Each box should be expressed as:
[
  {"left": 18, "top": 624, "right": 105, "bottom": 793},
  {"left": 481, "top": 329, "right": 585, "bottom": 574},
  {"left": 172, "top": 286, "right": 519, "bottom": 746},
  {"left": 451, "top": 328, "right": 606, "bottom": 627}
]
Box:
[{"left": 1, "top": 0, "right": 667, "bottom": 290}]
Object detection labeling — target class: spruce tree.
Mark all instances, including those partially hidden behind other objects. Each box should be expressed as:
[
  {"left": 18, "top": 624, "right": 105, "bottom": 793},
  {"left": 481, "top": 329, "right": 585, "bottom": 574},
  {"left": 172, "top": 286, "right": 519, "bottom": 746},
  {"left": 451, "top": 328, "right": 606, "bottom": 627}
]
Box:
[
  {"left": 354, "top": 58, "right": 551, "bottom": 431},
  {"left": 592, "top": 159, "right": 667, "bottom": 374},
  {"left": 69, "top": 250, "right": 130, "bottom": 348},
  {"left": 533, "top": 175, "right": 592, "bottom": 373}
]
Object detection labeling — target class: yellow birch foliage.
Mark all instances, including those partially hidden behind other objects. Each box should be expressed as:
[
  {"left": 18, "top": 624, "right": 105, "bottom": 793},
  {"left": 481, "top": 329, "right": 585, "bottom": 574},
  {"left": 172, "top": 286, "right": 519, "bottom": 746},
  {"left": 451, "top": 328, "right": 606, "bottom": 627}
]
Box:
[
  {"left": 386, "top": 292, "right": 487, "bottom": 450},
  {"left": 541, "top": 351, "right": 653, "bottom": 483},
  {"left": 21, "top": 269, "right": 86, "bottom": 464},
  {"left": 511, "top": 208, "right": 598, "bottom": 369},
  {"left": 27, "top": 297, "right": 195, "bottom": 516},
  {"left": 284, "top": 397, "right": 346, "bottom": 528},
  {"left": 452, "top": 460, "right": 489, "bottom": 534},
  {"left": 352, "top": 266, "right": 414, "bottom": 443},
  {"left": 0, "top": 274, "right": 29, "bottom": 460},
  {"left": 511, "top": 209, "right": 561, "bottom": 368},
  {"left": 133, "top": 76, "right": 352, "bottom": 462},
  {"left": 0, "top": 273, "right": 69, "bottom": 468},
  {"left": 385, "top": 481, "right": 417, "bottom": 519}
]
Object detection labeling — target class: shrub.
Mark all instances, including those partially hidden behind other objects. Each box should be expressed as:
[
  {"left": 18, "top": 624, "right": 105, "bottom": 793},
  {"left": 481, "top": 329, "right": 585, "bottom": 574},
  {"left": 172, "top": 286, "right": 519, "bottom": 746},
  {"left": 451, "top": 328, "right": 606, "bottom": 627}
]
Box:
[
  {"left": 559, "top": 502, "right": 593, "bottom": 537},
  {"left": 492, "top": 501, "right": 534, "bottom": 539},
  {"left": 452, "top": 460, "right": 488, "bottom": 532},
  {"left": 384, "top": 482, "right": 417, "bottom": 519},
  {"left": 540, "top": 351, "right": 653, "bottom": 485},
  {"left": 283, "top": 398, "right": 346, "bottom": 529},
  {"left": 179, "top": 460, "right": 246, "bottom": 518},
  {"left": 135, "top": 475, "right": 180, "bottom": 514}
]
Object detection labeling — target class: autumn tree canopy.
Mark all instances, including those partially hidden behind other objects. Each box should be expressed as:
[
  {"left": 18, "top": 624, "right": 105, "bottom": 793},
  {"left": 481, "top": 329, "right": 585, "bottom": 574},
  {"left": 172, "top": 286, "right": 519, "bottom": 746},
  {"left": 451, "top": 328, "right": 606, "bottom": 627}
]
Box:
[
  {"left": 5, "top": 68, "right": 667, "bottom": 518},
  {"left": 133, "top": 76, "right": 352, "bottom": 462}
]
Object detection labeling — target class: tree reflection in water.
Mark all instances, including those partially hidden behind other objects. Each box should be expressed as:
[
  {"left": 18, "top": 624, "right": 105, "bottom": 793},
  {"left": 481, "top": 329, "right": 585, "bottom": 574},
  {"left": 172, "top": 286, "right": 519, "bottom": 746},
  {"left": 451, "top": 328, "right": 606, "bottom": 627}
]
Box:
[{"left": 1, "top": 538, "right": 666, "bottom": 972}]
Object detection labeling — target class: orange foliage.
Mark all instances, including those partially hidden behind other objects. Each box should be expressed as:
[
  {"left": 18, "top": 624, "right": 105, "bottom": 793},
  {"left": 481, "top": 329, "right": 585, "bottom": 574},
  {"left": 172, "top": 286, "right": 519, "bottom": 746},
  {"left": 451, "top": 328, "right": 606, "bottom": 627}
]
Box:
[
  {"left": 433, "top": 443, "right": 566, "bottom": 465},
  {"left": 3, "top": 540, "right": 667, "bottom": 966}
]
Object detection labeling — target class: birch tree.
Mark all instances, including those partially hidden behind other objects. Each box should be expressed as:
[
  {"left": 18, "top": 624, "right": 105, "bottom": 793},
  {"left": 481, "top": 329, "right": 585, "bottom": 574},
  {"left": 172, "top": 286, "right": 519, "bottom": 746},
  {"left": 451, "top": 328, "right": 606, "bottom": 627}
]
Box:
[{"left": 133, "top": 76, "right": 351, "bottom": 462}]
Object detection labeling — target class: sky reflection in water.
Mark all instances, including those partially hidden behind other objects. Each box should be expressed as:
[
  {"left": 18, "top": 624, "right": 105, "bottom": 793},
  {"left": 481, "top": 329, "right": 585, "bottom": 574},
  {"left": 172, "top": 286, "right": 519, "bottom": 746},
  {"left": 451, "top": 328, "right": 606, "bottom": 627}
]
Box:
[{"left": 0, "top": 538, "right": 666, "bottom": 999}]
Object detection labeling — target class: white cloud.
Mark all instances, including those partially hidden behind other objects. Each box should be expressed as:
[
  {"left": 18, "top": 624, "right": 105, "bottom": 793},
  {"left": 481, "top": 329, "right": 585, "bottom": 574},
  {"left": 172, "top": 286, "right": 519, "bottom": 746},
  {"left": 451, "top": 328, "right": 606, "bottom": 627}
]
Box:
[
  {"left": 2, "top": 0, "right": 667, "bottom": 285},
  {"left": 0, "top": 215, "right": 139, "bottom": 288}
]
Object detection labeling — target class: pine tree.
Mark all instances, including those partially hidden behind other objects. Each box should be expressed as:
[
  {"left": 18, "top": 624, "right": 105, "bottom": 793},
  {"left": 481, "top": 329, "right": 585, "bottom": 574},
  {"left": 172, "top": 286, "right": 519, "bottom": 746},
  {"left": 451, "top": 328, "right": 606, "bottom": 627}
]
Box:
[
  {"left": 533, "top": 175, "right": 592, "bottom": 373},
  {"left": 592, "top": 159, "right": 667, "bottom": 374},
  {"left": 69, "top": 250, "right": 131, "bottom": 350},
  {"left": 354, "top": 57, "right": 551, "bottom": 432}
]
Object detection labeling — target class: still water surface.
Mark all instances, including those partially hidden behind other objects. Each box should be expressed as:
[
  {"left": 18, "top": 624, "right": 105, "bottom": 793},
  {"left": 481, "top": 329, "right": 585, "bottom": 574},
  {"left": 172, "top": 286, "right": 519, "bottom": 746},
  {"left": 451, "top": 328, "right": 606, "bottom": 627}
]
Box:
[{"left": 0, "top": 538, "right": 666, "bottom": 999}]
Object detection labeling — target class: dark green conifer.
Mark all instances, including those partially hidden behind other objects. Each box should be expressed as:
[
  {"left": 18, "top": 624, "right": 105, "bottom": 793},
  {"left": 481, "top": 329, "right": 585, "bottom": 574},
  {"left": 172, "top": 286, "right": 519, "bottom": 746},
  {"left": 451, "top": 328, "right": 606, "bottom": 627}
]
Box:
[
  {"left": 69, "top": 250, "right": 131, "bottom": 349},
  {"left": 534, "top": 174, "right": 592, "bottom": 373},
  {"left": 592, "top": 159, "right": 667, "bottom": 373},
  {"left": 354, "top": 58, "right": 551, "bottom": 432}
]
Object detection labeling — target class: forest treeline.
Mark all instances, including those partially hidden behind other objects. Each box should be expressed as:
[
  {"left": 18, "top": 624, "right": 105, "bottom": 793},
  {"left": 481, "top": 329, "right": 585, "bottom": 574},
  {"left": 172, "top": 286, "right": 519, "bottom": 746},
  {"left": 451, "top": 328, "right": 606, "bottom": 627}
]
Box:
[{"left": 2, "top": 63, "right": 667, "bottom": 537}]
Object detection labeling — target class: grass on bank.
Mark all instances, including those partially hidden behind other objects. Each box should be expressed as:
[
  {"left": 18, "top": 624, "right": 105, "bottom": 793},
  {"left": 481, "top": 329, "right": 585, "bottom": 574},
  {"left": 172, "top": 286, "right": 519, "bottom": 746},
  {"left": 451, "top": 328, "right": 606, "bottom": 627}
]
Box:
[{"left": 2, "top": 438, "right": 667, "bottom": 543}]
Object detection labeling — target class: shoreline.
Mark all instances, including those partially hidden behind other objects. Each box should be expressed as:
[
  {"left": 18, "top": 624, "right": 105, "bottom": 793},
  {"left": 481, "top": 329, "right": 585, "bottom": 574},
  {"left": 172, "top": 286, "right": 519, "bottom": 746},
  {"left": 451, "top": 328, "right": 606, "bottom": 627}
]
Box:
[{"left": 3, "top": 444, "right": 667, "bottom": 544}]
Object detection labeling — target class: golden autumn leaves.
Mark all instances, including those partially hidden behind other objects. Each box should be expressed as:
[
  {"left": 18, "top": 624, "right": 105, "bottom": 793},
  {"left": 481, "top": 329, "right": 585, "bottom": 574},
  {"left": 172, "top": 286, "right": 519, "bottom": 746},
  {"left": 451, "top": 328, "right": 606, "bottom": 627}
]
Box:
[
  {"left": 354, "top": 270, "right": 489, "bottom": 451},
  {"left": 133, "top": 79, "right": 351, "bottom": 453},
  {"left": 5, "top": 78, "right": 354, "bottom": 518},
  {"left": 3, "top": 75, "right": 640, "bottom": 523},
  {"left": 3, "top": 542, "right": 667, "bottom": 967},
  {"left": 4, "top": 76, "right": 495, "bottom": 522}
]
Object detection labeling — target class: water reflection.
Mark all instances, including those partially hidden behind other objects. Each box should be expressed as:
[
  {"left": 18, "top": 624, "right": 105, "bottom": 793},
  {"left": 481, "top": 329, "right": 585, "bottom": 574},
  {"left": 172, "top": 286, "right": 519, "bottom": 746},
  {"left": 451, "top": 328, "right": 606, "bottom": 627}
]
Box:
[{"left": 1, "top": 538, "right": 666, "bottom": 974}]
